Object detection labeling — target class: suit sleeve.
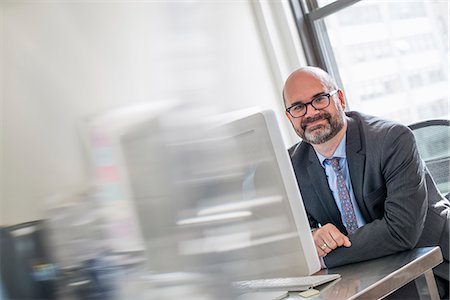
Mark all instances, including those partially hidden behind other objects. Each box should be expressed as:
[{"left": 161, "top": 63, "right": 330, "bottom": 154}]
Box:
[
  {"left": 324, "top": 125, "right": 428, "bottom": 268},
  {"left": 307, "top": 212, "right": 320, "bottom": 229}
]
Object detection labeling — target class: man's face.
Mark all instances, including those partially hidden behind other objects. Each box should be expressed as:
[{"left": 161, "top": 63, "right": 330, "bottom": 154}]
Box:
[{"left": 284, "top": 73, "right": 346, "bottom": 145}]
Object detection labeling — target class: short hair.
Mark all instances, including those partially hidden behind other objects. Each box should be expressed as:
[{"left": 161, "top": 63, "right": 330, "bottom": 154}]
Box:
[{"left": 282, "top": 66, "right": 338, "bottom": 108}]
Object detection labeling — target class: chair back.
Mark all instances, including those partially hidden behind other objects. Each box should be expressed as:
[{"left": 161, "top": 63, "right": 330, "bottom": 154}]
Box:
[{"left": 408, "top": 119, "right": 450, "bottom": 195}]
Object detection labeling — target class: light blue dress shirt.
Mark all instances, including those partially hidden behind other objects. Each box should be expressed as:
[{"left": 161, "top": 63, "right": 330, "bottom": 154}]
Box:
[{"left": 314, "top": 135, "right": 366, "bottom": 229}]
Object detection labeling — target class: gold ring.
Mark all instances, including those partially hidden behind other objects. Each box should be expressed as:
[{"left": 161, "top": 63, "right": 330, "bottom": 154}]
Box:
[{"left": 320, "top": 243, "right": 327, "bottom": 250}]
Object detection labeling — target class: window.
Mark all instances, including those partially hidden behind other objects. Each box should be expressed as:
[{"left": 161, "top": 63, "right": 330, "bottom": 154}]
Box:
[
  {"left": 338, "top": 4, "right": 381, "bottom": 25},
  {"left": 388, "top": 2, "right": 426, "bottom": 19},
  {"left": 291, "top": 0, "right": 449, "bottom": 124}
]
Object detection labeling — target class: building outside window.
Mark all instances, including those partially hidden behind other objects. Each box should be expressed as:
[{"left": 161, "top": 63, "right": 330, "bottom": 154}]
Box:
[{"left": 293, "top": 0, "right": 449, "bottom": 124}]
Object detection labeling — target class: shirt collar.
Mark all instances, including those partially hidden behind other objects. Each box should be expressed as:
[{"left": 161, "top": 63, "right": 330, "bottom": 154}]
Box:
[{"left": 315, "top": 134, "right": 347, "bottom": 168}]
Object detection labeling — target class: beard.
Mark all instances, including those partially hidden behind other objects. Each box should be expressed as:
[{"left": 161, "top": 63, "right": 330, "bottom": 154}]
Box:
[{"left": 295, "top": 108, "right": 345, "bottom": 145}]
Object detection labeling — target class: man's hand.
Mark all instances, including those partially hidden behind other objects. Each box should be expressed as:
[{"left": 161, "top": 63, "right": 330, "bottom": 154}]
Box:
[{"left": 312, "top": 223, "right": 351, "bottom": 257}]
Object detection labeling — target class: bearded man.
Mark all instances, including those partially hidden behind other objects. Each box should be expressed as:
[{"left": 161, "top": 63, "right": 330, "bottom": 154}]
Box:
[{"left": 283, "top": 66, "right": 449, "bottom": 298}]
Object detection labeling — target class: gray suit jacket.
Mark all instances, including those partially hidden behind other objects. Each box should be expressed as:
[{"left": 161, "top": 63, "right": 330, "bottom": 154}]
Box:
[{"left": 289, "top": 112, "right": 449, "bottom": 276}]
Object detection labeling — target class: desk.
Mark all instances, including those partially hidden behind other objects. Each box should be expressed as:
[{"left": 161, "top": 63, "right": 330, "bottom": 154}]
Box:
[
  {"left": 288, "top": 246, "right": 443, "bottom": 300},
  {"left": 115, "top": 247, "right": 443, "bottom": 299}
]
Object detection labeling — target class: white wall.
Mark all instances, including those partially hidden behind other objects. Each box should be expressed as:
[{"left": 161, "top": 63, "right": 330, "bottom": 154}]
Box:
[{"left": 1, "top": 1, "right": 302, "bottom": 225}]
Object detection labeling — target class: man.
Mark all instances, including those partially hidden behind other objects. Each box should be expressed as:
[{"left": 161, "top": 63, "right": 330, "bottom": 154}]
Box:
[{"left": 283, "top": 66, "right": 449, "bottom": 297}]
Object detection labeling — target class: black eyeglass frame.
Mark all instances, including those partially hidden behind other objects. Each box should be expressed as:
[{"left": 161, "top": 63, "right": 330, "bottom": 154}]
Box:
[{"left": 285, "top": 89, "right": 338, "bottom": 118}]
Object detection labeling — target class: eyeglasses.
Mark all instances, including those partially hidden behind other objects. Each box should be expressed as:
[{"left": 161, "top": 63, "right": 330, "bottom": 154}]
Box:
[{"left": 285, "top": 90, "right": 338, "bottom": 118}]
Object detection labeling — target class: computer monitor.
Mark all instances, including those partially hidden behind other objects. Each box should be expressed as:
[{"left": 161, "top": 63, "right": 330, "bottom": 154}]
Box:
[
  {"left": 119, "top": 107, "right": 320, "bottom": 283},
  {"left": 193, "top": 108, "right": 321, "bottom": 279}
]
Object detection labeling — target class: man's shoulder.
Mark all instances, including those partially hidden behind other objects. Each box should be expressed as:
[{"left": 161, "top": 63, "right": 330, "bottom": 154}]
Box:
[{"left": 288, "top": 140, "right": 308, "bottom": 158}]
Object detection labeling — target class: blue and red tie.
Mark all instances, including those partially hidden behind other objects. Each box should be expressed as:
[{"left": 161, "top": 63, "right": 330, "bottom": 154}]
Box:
[{"left": 327, "top": 157, "right": 359, "bottom": 234}]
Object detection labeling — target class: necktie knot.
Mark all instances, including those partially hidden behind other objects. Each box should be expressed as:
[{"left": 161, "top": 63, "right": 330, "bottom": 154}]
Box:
[{"left": 327, "top": 157, "right": 341, "bottom": 171}]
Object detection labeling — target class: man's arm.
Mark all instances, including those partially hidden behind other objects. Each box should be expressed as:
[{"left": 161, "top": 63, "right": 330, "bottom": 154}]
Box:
[{"left": 323, "top": 125, "right": 428, "bottom": 268}]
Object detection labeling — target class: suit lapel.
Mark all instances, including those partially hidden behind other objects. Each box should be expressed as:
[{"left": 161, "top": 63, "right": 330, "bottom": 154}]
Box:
[
  {"left": 306, "top": 148, "right": 345, "bottom": 229},
  {"left": 345, "top": 116, "right": 370, "bottom": 221}
]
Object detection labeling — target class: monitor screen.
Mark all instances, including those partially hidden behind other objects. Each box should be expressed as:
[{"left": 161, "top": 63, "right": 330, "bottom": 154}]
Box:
[{"left": 119, "top": 108, "right": 320, "bottom": 295}]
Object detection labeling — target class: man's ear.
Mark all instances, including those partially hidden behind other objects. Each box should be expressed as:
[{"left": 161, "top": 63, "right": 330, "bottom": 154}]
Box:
[
  {"left": 337, "top": 89, "right": 346, "bottom": 110},
  {"left": 285, "top": 111, "right": 292, "bottom": 121}
]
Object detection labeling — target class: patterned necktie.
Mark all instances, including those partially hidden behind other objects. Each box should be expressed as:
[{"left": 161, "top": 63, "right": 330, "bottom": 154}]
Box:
[{"left": 327, "top": 157, "right": 359, "bottom": 234}]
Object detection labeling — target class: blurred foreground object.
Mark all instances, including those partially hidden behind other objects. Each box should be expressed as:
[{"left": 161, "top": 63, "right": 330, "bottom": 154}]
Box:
[
  {"left": 39, "top": 104, "right": 313, "bottom": 299},
  {"left": 1, "top": 220, "right": 57, "bottom": 299},
  {"left": 44, "top": 189, "right": 122, "bottom": 299}
]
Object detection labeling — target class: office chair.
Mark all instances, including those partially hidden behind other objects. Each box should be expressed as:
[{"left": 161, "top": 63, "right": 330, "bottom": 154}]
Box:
[{"left": 408, "top": 119, "right": 450, "bottom": 197}]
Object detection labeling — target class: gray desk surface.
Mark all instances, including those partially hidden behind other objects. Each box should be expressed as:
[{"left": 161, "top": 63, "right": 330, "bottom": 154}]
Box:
[
  {"left": 115, "top": 247, "right": 443, "bottom": 299},
  {"left": 287, "top": 246, "right": 443, "bottom": 300}
]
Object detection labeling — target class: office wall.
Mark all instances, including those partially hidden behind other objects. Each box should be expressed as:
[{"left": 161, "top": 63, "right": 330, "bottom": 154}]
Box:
[{"left": 1, "top": 1, "right": 298, "bottom": 225}]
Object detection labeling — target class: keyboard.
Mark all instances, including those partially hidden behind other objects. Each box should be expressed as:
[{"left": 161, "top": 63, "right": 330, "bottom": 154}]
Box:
[{"left": 232, "top": 274, "right": 341, "bottom": 292}]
